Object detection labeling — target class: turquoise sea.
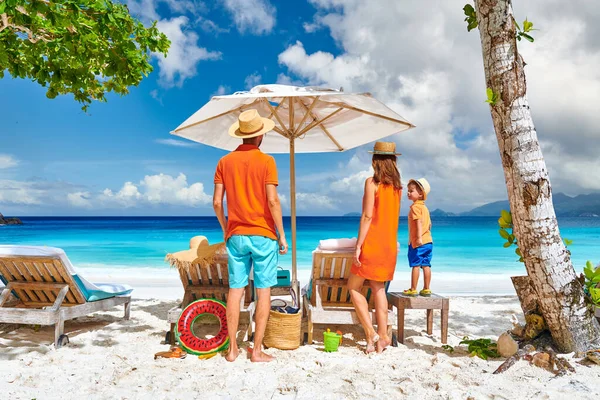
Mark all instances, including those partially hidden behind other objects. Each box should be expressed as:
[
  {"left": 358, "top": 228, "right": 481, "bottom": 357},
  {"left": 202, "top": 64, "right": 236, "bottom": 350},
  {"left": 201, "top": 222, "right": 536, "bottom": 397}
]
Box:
[{"left": 2, "top": 216, "right": 600, "bottom": 276}]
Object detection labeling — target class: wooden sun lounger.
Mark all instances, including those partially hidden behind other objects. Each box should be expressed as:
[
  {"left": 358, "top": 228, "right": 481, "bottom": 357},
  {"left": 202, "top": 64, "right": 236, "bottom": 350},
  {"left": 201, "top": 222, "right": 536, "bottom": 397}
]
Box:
[
  {"left": 303, "top": 249, "right": 394, "bottom": 344},
  {"left": 166, "top": 254, "right": 255, "bottom": 344},
  {"left": 0, "top": 255, "right": 130, "bottom": 348}
]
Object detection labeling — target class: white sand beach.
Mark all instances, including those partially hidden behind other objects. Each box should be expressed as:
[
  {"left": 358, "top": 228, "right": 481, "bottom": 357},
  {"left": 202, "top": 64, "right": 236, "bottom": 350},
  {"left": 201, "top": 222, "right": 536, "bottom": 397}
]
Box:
[
  {"left": 73, "top": 268, "right": 520, "bottom": 299},
  {"left": 2, "top": 282, "right": 600, "bottom": 400}
]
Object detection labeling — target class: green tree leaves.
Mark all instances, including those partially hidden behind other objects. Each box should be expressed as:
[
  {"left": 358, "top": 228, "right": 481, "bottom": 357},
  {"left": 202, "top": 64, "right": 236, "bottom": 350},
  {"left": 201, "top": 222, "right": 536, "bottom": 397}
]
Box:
[
  {"left": 463, "top": 4, "right": 478, "bottom": 32},
  {"left": 459, "top": 337, "right": 500, "bottom": 360},
  {"left": 498, "top": 210, "right": 512, "bottom": 228},
  {"left": 499, "top": 210, "right": 572, "bottom": 263},
  {"left": 463, "top": 4, "right": 537, "bottom": 43},
  {"left": 498, "top": 210, "right": 523, "bottom": 262},
  {"left": 485, "top": 87, "right": 498, "bottom": 106},
  {"left": 514, "top": 17, "right": 537, "bottom": 42},
  {"left": 0, "top": 0, "right": 170, "bottom": 111},
  {"left": 583, "top": 261, "right": 600, "bottom": 305}
]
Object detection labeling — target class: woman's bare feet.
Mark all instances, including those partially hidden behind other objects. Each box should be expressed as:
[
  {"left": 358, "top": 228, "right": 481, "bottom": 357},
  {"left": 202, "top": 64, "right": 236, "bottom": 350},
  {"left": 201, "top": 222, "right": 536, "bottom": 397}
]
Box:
[
  {"left": 365, "top": 333, "right": 380, "bottom": 354},
  {"left": 225, "top": 347, "right": 239, "bottom": 362},
  {"left": 365, "top": 341, "right": 376, "bottom": 354},
  {"left": 376, "top": 336, "right": 391, "bottom": 353}
]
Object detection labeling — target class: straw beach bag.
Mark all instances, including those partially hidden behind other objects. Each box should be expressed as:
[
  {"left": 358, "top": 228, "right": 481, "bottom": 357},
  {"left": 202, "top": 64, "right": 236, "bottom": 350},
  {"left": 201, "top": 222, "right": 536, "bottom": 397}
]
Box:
[{"left": 264, "top": 290, "right": 302, "bottom": 350}]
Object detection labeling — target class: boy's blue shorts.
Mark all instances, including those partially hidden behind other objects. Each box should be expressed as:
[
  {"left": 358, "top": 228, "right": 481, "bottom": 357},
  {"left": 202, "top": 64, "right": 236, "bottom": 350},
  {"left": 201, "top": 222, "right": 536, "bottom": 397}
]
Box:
[
  {"left": 226, "top": 235, "right": 279, "bottom": 289},
  {"left": 408, "top": 243, "right": 433, "bottom": 268}
]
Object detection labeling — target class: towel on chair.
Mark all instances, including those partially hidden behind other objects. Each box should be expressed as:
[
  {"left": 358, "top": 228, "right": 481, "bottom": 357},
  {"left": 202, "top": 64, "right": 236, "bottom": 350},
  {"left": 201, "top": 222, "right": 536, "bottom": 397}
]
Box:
[
  {"left": 317, "top": 238, "right": 357, "bottom": 250},
  {"left": 317, "top": 238, "right": 401, "bottom": 251}
]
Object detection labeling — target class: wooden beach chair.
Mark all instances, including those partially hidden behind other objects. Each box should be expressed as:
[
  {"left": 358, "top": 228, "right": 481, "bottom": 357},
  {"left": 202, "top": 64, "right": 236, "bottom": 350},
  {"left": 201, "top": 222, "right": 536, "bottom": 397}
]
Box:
[
  {"left": 303, "top": 248, "right": 394, "bottom": 344},
  {"left": 0, "top": 246, "right": 132, "bottom": 348},
  {"left": 166, "top": 253, "right": 255, "bottom": 345}
]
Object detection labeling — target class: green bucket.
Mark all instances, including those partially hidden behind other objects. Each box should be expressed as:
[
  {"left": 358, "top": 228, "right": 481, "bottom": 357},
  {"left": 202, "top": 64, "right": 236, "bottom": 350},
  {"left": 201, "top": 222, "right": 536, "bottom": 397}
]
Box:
[{"left": 323, "top": 329, "right": 342, "bottom": 352}]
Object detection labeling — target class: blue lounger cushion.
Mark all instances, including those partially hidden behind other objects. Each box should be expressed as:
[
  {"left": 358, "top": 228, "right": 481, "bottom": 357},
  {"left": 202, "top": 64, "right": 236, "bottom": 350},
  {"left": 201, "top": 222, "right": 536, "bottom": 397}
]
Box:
[{"left": 0, "top": 245, "right": 132, "bottom": 302}]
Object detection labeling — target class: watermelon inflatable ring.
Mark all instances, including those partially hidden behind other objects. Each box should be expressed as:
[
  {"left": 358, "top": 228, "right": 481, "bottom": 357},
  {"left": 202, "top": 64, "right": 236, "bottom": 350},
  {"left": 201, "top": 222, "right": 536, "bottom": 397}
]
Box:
[{"left": 175, "top": 298, "right": 229, "bottom": 356}]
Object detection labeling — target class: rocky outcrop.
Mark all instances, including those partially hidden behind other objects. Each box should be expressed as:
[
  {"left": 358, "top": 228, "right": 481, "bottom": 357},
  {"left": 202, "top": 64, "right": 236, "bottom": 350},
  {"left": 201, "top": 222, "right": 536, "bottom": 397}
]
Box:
[{"left": 0, "top": 212, "right": 22, "bottom": 225}]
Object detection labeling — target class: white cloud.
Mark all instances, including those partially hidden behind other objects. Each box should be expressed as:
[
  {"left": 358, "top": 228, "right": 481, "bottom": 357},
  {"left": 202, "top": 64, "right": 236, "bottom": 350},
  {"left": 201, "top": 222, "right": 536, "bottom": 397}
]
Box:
[
  {"left": 155, "top": 138, "right": 199, "bottom": 148},
  {"left": 303, "top": 21, "right": 321, "bottom": 33},
  {"left": 296, "top": 192, "right": 337, "bottom": 211},
  {"left": 276, "top": 0, "right": 600, "bottom": 211},
  {"left": 0, "top": 179, "right": 91, "bottom": 209},
  {"left": 67, "top": 191, "right": 93, "bottom": 208},
  {"left": 278, "top": 41, "right": 376, "bottom": 90},
  {"left": 198, "top": 17, "right": 230, "bottom": 35},
  {"left": 275, "top": 73, "right": 304, "bottom": 87},
  {"left": 0, "top": 180, "right": 45, "bottom": 205},
  {"left": 127, "top": 0, "right": 207, "bottom": 21},
  {"left": 141, "top": 173, "right": 211, "bottom": 206},
  {"left": 244, "top": 72, "right": 262, "bottom": 89},
  {"left": 126, "top": 0, "right": 221, "bottom": 87},
  {"left": 0, "top": 154, "right": 18, "bottom": 169},
  {"left": 100, "top": 182, "right": 142, "bottom": 208},
  {"left": 211, "top": 85, "right": 231, "bottom": 97},
  {"left": 1, "top": 173, "right": 212, "bottom": 211},
  {"left": 126, "top": 0, "right": 159, "bottom": 21},
  {"left": 154, "top": 17, "right": 222, "bottom": 87},
  {"left": 64, "top": 173, "right": 212, "bottom": 209},
  {"left": 149, "top": 89, "right": 161, "bottom": 102},
  {"left": 162, "top": 0, "right": 207, "bottom": 16},
  {"left": 222, "top": 0, "right": 276, "bottom": 35},
  {"left": 330, "top": 169, "right": 372, "bottom": 196},
  {"left": 278, "top": 193, "right": 289, "bottom": 209}
]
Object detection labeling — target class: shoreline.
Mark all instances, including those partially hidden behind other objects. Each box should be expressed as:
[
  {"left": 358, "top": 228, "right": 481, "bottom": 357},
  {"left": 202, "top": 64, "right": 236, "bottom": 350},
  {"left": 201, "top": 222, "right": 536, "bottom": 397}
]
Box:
[{"left": 10, "top": 267, "right": 519, "bottom": 300}]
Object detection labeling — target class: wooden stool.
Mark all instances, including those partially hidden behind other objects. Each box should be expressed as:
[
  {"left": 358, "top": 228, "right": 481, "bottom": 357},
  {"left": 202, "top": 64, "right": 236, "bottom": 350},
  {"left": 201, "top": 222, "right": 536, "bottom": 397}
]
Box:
[{"left": 387, "top": 292, "right": 449, "bottom": 344}]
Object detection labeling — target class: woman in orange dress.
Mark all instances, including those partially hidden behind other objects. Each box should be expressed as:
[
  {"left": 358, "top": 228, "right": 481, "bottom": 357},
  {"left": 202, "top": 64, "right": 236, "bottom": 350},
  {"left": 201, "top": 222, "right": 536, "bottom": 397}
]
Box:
[{"left": 349, "top": 141, "right": 402, "bottom": 353}]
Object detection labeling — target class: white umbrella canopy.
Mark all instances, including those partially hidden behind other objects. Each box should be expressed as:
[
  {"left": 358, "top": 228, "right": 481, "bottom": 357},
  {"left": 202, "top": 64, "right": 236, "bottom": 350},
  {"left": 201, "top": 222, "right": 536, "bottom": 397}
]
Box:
[{"left": 171, "top": 84, "right": 415, "bottom": 294}]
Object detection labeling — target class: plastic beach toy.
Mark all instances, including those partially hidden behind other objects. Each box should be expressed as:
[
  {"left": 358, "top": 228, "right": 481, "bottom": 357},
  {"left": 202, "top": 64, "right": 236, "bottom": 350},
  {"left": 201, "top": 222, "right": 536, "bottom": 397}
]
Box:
[
  {"left": 323, "top": 329, "right": 342, "bottom": 352},
  {"left": 176, "top": 298, "right": 229, "bottom": 356}
]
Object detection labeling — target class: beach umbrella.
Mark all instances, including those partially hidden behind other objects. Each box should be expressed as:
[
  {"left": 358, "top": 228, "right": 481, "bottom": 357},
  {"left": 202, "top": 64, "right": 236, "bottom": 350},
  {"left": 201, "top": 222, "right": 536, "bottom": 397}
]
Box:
[{"left": 170, "top": 84, "right": 415, "bottom": 295}]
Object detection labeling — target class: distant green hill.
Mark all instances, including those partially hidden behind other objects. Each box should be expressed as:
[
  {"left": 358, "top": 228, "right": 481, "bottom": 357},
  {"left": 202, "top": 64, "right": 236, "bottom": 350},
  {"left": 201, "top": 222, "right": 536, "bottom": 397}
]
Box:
[
  {"left": 430, "top": 208, "right": 458, "bottom": 217},
  {"left": 343, "top": 193, "right": 600, "bottom": 217},
  {"left": 461, "top": 192, "right": 600, "bottom": 217}
]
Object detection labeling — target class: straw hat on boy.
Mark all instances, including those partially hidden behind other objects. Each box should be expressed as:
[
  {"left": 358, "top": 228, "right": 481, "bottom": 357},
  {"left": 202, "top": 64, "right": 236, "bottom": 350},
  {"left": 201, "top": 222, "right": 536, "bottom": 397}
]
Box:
[
  {"left": 368, "top": 141, "right": 402, "bottom": 155},
  {"left": 408, "top": 178, "right": 431, "bottom": 200},
  {"left": 229, "top": 109, "right": 275, "bottom": 139}
]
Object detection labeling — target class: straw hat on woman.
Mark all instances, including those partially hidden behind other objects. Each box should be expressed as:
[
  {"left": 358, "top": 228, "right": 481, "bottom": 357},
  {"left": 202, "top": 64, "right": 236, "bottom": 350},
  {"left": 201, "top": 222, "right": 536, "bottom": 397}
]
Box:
[{"left": 349, "top": 141, "right": 402, "bottom": 354}]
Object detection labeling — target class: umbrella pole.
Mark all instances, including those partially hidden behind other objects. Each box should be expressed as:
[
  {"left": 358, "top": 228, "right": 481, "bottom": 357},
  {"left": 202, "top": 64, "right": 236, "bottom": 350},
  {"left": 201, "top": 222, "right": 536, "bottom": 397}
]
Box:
[{"left": 289, "top": 137, "right": 299, "bottom": 298}]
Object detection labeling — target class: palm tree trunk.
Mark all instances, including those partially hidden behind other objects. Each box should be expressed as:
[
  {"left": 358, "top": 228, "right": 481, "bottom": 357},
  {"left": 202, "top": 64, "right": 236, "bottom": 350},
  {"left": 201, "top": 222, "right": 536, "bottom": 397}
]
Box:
[{"left": 474, "top": 0, "right": 600, "bottom": 352}]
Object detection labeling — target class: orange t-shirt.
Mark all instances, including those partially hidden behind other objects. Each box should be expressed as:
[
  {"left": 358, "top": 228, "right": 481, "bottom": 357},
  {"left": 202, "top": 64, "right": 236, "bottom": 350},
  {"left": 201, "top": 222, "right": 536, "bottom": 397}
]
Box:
[
  {"left": 214, "top": 144, "right": 278, "bottom": 241},
  {"left": 408, "top": 200, "right": 432, "bottom": 247}
]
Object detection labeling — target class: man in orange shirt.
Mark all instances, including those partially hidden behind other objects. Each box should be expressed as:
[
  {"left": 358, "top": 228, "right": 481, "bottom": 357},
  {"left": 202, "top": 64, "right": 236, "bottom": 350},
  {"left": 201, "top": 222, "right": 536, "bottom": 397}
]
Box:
[{"left": 213, "top": 109, "right": 288, "bottom": 363}]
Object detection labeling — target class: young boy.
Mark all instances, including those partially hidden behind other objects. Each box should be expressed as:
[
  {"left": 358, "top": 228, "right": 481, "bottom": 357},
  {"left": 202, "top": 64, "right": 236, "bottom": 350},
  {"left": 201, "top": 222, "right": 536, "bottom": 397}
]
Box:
[{"left": 403, "top": 178, "right": 433, "bottom": 297}]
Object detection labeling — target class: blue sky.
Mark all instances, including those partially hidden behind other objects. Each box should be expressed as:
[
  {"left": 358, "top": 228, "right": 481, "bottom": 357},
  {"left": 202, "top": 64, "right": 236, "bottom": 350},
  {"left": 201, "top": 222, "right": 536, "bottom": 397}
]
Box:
[{"left": 1, "top": 0, "right": 599, "bottom": 216}]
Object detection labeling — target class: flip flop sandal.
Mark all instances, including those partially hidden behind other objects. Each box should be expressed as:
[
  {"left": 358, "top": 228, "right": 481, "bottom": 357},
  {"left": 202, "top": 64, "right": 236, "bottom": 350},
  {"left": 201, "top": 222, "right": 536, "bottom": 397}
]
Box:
[
  {"left": 419, "top": 289, "right": 432, "bottom": 297},
  {"left": 154, "top": 346, "right": 187, "bottom": 360},
  {"left": 198, "top": 353, "right": 218, "bottom": 360},
  {"left": 402, "top": 289, "right": 418, "bottom": 297}
]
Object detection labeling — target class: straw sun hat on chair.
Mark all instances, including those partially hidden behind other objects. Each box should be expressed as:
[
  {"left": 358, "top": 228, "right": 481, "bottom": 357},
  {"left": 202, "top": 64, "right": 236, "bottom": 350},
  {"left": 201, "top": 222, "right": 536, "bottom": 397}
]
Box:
[
  {"left": 229, "top": 109, "right": 275, "bottom": 139},
  {"left": 165, "top": 236, "right": 226, "bottom": 270},
  {"left": 368, "top": 141, "right": 402, "bottom": 156}
]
